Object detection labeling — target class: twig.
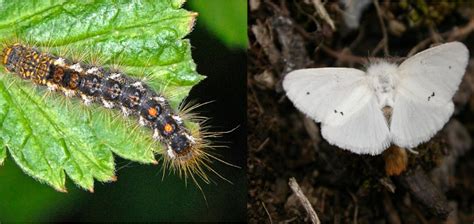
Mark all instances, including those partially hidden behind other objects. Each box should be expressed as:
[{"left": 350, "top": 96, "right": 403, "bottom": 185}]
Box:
[
  {"left": 429, "top": 25, "right": 443, "bottom": 43},
  {"left": 447, "top": 18, "right": 474, "bottom": 41},
  {"left": 311, "top": 0, "right": 336, "bottom": 30},
  {"left": 251, "top": 21, "right": 281, "bottom": 65},
  {"left": 349, "top": 24, "right": 366, "bottom": 50},
  {"left": 372, "top": 0, "right": 389, "bottom": 56},
  {"left": 410, "top": 205, "right": 429, "bottom": 224},
  {"left": 407, "top": 38, "right": 434, "bottom": 57},
  {"left": 383, "top": 193, "right": 401, "bottom": 224},
  {"left": 262, "top": 201, "right": 273, "bottom": 224},
  {"left": 379, "top": 177, "right": 396, "bottom": 193},
  {"left": 348, "top": 191, "right": 359, "bottom": 224},
  {"left": 320, "top": 45, "right": 370, "bottom": 65},
  {"left": 256, "top": 137, "right": 270, "bottom": 152},
  {"left": 408, "top": 18, "right": 474, "bottom": 57},
  {"left": 283, "top": 217, "right": 298, "bottom": 223},
  {"left": 288, "top": 177, "right": 321, "bottom": 224},
  {"left": 294, "top": 0, "right": 321, "bottom": 34},
  {"left": 249, "top": 85, "right": 264, "bottom": 113}
]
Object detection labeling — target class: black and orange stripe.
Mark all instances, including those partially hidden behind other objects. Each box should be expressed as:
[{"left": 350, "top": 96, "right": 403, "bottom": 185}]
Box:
[{"left": 1, "top": 43, "right": 194, "bottom": 158}]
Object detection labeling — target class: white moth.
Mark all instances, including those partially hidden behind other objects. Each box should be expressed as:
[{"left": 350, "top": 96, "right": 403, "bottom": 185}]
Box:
[{"left": 283, "top": 42, "right": 469, "bottom": 155}]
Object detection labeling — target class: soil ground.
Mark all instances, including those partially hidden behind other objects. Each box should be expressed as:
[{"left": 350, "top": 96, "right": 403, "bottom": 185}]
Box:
[{"left": 247, "top": 1, "right": 474, "bottom": 223}]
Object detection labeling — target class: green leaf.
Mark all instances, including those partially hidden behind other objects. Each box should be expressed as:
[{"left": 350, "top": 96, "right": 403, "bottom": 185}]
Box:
[
  {"left": 188, "top": 0, "right": 247, "bottom": 49},
  {"left": 0, "top": 0, "right": 202, "bottom": 191},
  {"left": 0, "top": 138, "right": 5, "bottom": 165}
]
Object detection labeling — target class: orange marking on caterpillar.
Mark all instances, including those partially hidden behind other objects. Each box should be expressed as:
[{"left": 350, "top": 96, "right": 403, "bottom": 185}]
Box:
[
  {"left": 164, "top": 123, "right": 173, "bottom": 133},
  {"left": 148, "top": 107, "right": 158, "bottom": 117},
  {"left": 0, "top": 43, "right": 233, "bottom": 193}
]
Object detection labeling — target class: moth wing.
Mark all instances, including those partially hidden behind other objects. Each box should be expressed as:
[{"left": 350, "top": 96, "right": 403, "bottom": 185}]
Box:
[
  {"left": 391, "top": 42, "right": 469, "bottom": 148},
  {"left": 283, "top": 68, "right": 365, "bottom": 123},
  {"left": 283, "top": 68, "right": 391, "bottom": 155}
]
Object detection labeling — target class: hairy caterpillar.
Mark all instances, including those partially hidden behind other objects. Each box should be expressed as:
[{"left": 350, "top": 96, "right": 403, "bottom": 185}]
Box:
[{"left": 1, "top": 43, "right": 222, "bottom": 188}]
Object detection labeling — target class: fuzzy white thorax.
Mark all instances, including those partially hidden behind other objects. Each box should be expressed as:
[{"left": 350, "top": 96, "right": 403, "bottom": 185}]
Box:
[{"left": 367, "top": 61, "right": 399, "bottom": 108}]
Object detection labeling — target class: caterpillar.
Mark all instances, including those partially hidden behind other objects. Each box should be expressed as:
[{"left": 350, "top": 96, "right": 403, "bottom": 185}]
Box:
[{"left": 1, "top": 43, "right": 218, "bottom": 186}]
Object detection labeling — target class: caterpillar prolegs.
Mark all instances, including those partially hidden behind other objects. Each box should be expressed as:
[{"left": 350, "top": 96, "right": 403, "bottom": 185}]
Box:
[{"left": 1, "top": 43, "right": 216, "bottom": 184}]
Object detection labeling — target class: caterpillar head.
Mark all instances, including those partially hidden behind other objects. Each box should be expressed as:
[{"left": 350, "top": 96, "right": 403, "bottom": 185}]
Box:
[{"left": 167, "top": 131, "right": 195, "bottom": 159}]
